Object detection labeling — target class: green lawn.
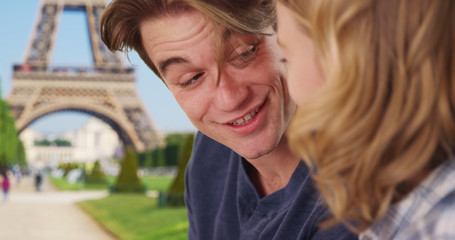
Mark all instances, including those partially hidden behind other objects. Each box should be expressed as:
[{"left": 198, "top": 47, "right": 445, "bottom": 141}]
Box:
[
  {"left": 49, "top": 175, "right": 174, "bottom": 192},
  {"left": 51, "top": 174, "right": 185, "bottom": 239},
  {"left": 141, "top": 175, "right": 174, "bottom": 192},
  {"left": 49, "top": 176, "right": 109, "bottom": 190},
  {"left": 78, "top": 194, "right": 188, "bottom": 240}
]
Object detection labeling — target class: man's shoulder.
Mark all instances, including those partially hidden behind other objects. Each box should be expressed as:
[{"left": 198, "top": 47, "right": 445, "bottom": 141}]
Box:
[
  {"left": 185, "top": 131, "right": 240, "bottom": 207},
  {"left": 193, "top": 131, "right": 229, "bottom": 150},
  {"left": 191, "top": 132, "right": 233, "bottom": 161},
  {"left": 187, "top": 131, "right": 236, "bottom": 174}
]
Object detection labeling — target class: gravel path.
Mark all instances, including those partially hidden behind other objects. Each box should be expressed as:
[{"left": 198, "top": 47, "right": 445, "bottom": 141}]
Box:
[{"left": 0, "top": 174, "right": 116, "bottom": 240}]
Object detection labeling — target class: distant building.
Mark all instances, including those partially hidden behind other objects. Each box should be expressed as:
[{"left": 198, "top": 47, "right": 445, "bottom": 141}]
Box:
[{"left": 20, "top": 117, "right": 121, "bottom": 168}]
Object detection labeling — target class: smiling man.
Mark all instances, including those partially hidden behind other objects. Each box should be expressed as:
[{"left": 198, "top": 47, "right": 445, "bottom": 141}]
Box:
[
  {"left": 100, "top": 0, "right": 356, "bottom": 239},
  {"left": 139, "top": 11, "right": 293, "bottom": 162}
]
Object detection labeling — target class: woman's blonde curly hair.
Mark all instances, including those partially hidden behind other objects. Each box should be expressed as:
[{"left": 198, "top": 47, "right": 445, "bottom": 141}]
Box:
[{"left": 280, "top": 0, "right": 455, "bottom": 232}]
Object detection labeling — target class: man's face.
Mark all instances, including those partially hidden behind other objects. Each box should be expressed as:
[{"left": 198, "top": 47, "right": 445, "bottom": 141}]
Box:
[{"left": 140, "top": 10, "right": 295, "bottom": 159}]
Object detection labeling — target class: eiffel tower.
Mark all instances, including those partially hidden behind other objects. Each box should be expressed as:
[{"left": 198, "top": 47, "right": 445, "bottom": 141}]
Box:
[{"left": 6, "top": 0, "right": 163, "bottom": 152}]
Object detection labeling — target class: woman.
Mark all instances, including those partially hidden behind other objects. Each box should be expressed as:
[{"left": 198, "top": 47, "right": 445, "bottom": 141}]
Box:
[
  {"left": 275, "top": 0, "right": 455, "bottom": 239},
  {"left": 2, "top": 172, "right": 10, "bottom": 201}
]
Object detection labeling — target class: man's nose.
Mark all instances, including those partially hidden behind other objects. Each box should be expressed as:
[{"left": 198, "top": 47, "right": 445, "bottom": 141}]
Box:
[{"left": 214, "top": 72, "right": 249, "bottom": 112}]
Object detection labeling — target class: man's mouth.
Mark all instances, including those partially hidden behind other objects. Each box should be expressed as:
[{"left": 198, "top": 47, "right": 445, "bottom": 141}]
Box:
[{"left": 229, "top": 108, "right": 260, "bottom": 126}]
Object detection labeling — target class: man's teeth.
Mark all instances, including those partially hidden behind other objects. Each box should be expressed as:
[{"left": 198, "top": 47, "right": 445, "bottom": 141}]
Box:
[{"left": 230, "top": 108, "right": 259, "bottom": 126}]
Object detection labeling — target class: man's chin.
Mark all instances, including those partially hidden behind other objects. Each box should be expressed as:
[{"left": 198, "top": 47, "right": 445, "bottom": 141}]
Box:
[
  {"left": 232, "top": 142, "right": 277, "bottom": 161},
  {"left": 202, "top": 130, "right": 280, "bottom": 160}
]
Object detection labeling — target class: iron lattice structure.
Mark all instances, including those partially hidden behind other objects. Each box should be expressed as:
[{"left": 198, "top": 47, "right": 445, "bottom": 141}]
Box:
[{"left": 7, "top": 0, "right": 163, "bottom": 152}]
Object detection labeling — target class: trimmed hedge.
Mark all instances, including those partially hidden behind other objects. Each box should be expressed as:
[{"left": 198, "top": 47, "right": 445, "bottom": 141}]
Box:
[
  {"left": 167, "top": 134, "right": 194, "bottom": 206},
  {"left": 86, "top": 160, "right": 106, "bottom": 184},
  {"left": 113, "top": 147, "right": 145, "bottom": 193}
]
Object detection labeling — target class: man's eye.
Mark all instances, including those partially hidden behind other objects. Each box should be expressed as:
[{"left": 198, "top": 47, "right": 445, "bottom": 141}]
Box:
[
  {"left": 181, "top": 73, "right": 204, "bottom": 87},
  {"left": 230, "top": 45, "right": 258, "bottom": 68}
]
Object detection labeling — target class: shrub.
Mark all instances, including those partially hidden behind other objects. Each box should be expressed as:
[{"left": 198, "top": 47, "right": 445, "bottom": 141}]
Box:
[
  {"left": 113, "top": 147, "right": 144, "bottom": 193},
  {"left": 167, "top": 134, "right": 194, "bottom": 206},
  {"left": 59, "top": 162, "right": 79, "bottom": 177},
  {"left": 86, "top": 160, "right": 106, "bottom": 184}
]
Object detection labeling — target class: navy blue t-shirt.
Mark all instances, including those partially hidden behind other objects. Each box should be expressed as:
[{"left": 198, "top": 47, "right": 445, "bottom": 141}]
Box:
[{"left": 185, "top": 132, "right": 357, "bottom": 240}]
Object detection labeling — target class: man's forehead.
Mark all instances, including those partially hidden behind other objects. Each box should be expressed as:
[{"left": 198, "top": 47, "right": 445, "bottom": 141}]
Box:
[
  {"left": 139, "top": 10, "right": 217, "bottom": 77},
  {"left": 141, "top": 10, "right": 210, "bottom": 43},
  {"left": 140, "top": 8, "right": 266, "bottom": 77}
]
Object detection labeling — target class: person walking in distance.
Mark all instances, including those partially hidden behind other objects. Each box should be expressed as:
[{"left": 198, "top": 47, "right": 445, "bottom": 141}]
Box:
[
  {"left": 35, "top": 171, "right": 42, "bottom": 192},
  {"left": 2, "top": 172, "right": 10, "bottom": 201}
]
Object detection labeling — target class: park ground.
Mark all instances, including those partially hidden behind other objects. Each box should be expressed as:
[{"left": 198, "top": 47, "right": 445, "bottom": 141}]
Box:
[{"left": 0, "top": 174, "right": 115, "bottom": 240}]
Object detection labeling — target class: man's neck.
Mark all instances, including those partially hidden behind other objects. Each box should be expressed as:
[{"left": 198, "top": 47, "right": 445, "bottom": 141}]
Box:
[{"left": 245, "top": 137, "right": 301, "bottom": 197}]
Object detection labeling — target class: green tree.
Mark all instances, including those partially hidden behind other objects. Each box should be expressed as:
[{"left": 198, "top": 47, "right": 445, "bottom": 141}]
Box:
[
  {"left": 164, "top": 133, "right": 189, "bottom": 166},
  {"left": 137, "top": 152, "right": 145, "bottom": 167},
  {"left": 34, "top": 139, "right": 52, "bottom": 146},
  {"left": 152, "top": 147, "right": 165, "bottom": 167},
  {"left": 142, "top": 151, "right": 153, "bottom": 168},
  {"left": 0, "top": 95, "right": 20, "bottom": 172},
  {"left": 54, "top": 139, "right": 71, "bottom": 147},
  {"left": 164, "top": 144, "right": 179, "bottom": 166},
  {"left": 114, "top": 147, "right": 144, "bottom": 193},
  {"left": 34, "top": 138, "right": 71, "bottom": 147},
  {"left": 16, "top": 140, "right": 27, "bottom": 167},
  {"left": 167, "top": 134, "right": 194, "bottom": 206},
  {"left": 166, "top": 133, "right": 188, "bottom": 146}
]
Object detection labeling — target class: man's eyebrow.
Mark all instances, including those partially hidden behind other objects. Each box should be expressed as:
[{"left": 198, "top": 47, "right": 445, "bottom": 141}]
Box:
[
  {"left": 159, "top": 29, "right": 233, "bottom": 77},
  {"left": 159, "top": 57, "right": 188, "bottom": 78}
]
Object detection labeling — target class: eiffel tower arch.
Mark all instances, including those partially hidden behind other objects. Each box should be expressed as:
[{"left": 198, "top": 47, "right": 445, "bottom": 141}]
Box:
[{"left": 6, "top": 0, "right": 164, "bottom": 152}]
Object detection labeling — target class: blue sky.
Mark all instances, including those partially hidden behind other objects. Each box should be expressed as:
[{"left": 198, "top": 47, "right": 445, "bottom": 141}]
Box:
[{"left": 0, "top": 1, "right": 195, "bottom": 134}]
